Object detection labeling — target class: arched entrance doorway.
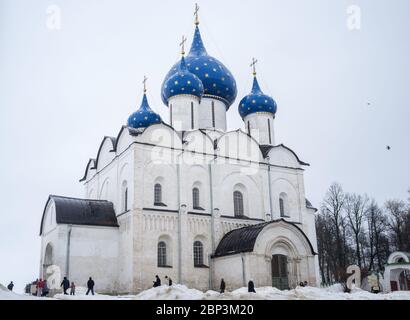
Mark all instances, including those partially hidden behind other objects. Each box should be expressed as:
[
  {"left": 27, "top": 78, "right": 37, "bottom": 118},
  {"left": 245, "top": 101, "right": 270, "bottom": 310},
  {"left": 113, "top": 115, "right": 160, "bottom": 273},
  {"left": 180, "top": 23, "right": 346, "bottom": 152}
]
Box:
[
  {"left": 399, "top": 270, "right": 410, "bottom": 290},
  {"left": 271, "top": 254, "right": 289, "bottom": 290}
]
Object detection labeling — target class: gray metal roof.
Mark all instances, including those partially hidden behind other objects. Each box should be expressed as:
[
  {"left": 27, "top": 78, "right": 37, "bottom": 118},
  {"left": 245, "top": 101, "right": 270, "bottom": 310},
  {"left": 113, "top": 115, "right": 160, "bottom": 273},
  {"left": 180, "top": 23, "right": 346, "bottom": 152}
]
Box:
[
  {"left": 40, "top": 195, "right": 119, "bottom": 235},
  {"left": 213, "top": 218, "right": 316, "bottom": 257}
]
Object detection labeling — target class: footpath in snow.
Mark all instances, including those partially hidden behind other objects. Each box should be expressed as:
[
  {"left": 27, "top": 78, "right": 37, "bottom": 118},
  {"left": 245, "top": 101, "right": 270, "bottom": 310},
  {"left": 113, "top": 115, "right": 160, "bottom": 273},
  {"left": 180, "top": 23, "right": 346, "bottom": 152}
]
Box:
[{"left": 2, "top": 283, "right": 410, "bottom": 300}]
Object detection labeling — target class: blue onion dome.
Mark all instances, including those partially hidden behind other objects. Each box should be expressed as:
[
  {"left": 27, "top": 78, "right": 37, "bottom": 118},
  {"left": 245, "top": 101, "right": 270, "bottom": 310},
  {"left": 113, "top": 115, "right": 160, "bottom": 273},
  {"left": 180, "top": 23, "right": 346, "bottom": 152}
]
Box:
[
  {"left": 162, "top": 56, "right": 204, "bottom": 104},
  {"left": 161, "top": 26, "right": 237, "bottom": 109},
  {"left": 127, "top": 93, "right": 162, "bottom": 129},
  {"left": 238, "top": 76, "right": 277, "bottom": 119}
]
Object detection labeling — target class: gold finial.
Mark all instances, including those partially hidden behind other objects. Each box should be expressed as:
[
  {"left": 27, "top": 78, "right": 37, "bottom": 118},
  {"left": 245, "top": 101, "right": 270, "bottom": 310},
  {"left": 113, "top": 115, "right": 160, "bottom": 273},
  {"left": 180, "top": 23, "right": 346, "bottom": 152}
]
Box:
[
  {"left": 250, "top": 57, "right": 258, "bottom": 76},
  {"left": 180, "top": 35, "right": 187, "bottom": 56},
  {"left": 142, "top": 75, "right": 148, "bottom": 93},
  {"left": 194, "top": 3, "right": 200, "bottom": 25}
]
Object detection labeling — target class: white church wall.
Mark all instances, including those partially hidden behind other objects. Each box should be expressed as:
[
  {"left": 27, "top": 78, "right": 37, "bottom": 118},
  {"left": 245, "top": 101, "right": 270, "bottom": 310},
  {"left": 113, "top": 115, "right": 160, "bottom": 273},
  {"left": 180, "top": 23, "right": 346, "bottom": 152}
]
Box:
[
  {"left": 142, "top": 160, "right": 178, "bottom": 210},
  {"left": 135, "top": 211, "right": 180, "bottom": 291},
  {"left": 213, "top": 254, "right": 245, "bottom": 291},
  {"left": 216, "top": 168, "right": 265, "bottom": 219},
  {"left": 270, "top": 173, "right": 302, "bottom": 222},
  {"left": 65, "top": 225, "right": 119, "bottom": 294},
  {"left": 116, "top": 212, "right": 134, "bottom": 293},
  {"left": 185, "top": 165, "right": 210, "bottom": 212}
]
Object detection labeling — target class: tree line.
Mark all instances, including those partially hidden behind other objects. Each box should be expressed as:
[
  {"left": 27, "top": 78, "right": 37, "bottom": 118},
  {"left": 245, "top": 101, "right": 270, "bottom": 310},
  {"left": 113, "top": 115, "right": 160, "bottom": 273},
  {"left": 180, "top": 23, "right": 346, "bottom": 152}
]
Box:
[{"left": 315, "top": 183, "right": 410, "bottom": 284}]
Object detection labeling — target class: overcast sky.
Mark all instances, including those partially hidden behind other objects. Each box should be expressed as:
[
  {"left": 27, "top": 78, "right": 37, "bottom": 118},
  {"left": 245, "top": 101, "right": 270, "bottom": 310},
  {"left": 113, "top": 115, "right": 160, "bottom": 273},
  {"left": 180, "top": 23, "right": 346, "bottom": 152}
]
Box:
[{"left": 1, "top": 0, "right": 409, "bottom": 293}]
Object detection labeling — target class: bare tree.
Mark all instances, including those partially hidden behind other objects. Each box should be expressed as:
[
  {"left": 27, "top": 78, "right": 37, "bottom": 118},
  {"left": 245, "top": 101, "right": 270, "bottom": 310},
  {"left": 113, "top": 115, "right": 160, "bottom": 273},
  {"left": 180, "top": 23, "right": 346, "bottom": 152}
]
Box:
[
  {"left": 385, "top": 200, "right": 406, "bottom": 251},
  {"left": 321, "top": 183, "right": 346, "bottom": 281},
  {"left": 366, "top": 200, "right": 389, "bottom": 271},
  {"left": 345, "top": 193, "right": 369, "bottom": 268}
]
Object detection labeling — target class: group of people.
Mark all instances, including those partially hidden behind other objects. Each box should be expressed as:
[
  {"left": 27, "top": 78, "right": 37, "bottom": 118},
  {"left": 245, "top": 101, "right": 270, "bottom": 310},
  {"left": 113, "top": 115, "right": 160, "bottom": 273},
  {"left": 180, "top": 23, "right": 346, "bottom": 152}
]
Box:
[
  {"left": 60, "top": 276, "right": 95, "bottom": 295},
  {"left": 219, "top": 279, "right": 256, "bottom": 294},
  {"left": 152, "top": 275, "right": 173, "bottom": 287},
  {"left": 151, "top": 276, "right": 257, "bottom": 294},
  {"left": 25, "top": 279, "right": 50, "bottom": 297}
]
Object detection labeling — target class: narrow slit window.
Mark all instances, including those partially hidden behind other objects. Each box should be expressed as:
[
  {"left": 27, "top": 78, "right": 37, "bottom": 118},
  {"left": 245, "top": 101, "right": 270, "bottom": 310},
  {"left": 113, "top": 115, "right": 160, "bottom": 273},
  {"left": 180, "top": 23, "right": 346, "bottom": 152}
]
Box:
[
  {"left": 191, "top": 102, "right": 194, "bottom": 129},
  {"left": 211, "top": 101, "right": 215, "bottom": 128},
  {"left": 170, "top": 104, "right": 173, "bottom": 126}
]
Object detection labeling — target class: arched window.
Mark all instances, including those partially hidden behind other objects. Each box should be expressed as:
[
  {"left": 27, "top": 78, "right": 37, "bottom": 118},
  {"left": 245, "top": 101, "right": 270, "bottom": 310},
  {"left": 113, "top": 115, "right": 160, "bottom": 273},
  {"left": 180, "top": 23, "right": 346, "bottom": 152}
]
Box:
[
  {"left": 157, "top": 241, "right": 167, "bottom": 267},
  {"left": 279, "top": 198, "right": 285, "bottom": 217},
  {"left": 192, "top": 188, "right": 200, "bottom": 209},
  {"left": 233, "top": 191, "right": 244, "bottom": 217},
  {"left": 193, "top": 241, "right": 204, "bottom": 267},
  {"left": 121, "top": 181, "right": 128, "bottom": 212},
  {"left": 154, "top": 183, "right": 162, "bottom": 205},
  {"left": 279, "top": 193, "right": 289, "bottom": 217}
]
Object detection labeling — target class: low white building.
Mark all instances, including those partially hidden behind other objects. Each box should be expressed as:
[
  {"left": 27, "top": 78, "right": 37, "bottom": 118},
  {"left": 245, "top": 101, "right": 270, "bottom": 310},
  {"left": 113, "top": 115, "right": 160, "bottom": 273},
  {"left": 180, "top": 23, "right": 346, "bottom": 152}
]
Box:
[{"left": 39, "top": 15, "right": 320, "bottom": 295}]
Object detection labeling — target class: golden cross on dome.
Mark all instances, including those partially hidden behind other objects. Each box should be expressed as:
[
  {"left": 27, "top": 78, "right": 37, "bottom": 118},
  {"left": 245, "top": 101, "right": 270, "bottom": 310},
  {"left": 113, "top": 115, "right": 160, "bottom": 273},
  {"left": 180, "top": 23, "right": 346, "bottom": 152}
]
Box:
[
  {"left": 250, "top": 57, "right": 258, "bottom": 76},
  {"left": 194, "top": 3, "right": 200, "bottom": 25},
  {"left": 180, "top": 35, "right": 187, "bottom": 55},
  {"left": 142, "top": 75, "right": 148, "bottom": 93}
]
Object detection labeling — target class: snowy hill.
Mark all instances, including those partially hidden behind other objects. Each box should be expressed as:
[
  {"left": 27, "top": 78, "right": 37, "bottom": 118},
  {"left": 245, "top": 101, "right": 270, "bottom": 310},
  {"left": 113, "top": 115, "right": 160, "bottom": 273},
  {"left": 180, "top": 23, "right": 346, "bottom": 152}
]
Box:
[{"left": 2, "top": 283, "right": 410, "bottom": 300}]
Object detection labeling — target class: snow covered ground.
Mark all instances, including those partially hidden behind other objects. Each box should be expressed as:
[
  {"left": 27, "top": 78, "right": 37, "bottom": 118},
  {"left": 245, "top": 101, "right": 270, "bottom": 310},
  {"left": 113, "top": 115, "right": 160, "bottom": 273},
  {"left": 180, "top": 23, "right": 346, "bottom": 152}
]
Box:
[{"left": 2, "top": 283, "right": 410, "bottom": 300}]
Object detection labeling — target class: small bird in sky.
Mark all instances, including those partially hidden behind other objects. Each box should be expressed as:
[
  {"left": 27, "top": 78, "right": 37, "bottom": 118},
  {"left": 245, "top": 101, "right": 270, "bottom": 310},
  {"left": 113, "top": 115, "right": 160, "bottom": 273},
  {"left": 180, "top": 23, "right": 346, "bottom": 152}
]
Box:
[
  {"left": 367, "top": 102, "right": 371, "bottom": 106},
  {"left": 386, "top": 146, "right": 391, "bottom": 151}
]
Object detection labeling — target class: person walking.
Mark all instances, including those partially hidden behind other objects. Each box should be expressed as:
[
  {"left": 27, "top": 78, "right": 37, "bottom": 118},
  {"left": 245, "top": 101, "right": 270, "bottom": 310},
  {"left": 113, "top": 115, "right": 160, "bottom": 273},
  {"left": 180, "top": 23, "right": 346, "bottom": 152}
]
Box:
[
  {"left": 7, "top": 281, "right": 14, "bottom": 291},
  {"left": 86, "top": 277, "right": 95, "bottom": 295},
  {"left": 42, "top": 280, "right": 49, "bottom": 297},
  {"left": 70, "top": 282, "right": 76, "bottom": 296},
  {"left": 60, "top": 277, "right": 70, "bottom": 295},
  {"left": 248, "top": 280, "right": 256, "bottom": 293},
  {"left": 153, "top": 275, "right": 161, "bottom": 287},
  {"left": 37, "top": 278, "right": 44, "bottom": 297},
  {"left": 220, "top": 278, "right": 226, "bottom": 294}
]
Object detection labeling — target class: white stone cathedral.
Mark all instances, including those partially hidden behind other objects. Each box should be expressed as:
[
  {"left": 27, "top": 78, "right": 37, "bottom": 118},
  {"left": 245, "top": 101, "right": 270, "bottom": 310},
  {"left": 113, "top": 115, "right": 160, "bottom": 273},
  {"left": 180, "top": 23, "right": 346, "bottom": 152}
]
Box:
[{"left": 39, "top": 11, "right": 320, "bottom": 294}]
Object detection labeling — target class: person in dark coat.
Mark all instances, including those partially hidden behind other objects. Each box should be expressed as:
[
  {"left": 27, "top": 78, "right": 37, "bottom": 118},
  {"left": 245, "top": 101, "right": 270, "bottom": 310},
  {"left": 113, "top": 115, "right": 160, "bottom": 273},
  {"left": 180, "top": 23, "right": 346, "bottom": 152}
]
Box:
[
  {"left": 220, "top": 279, "right": 226, "bottom": 293},
  {"left": 86, "top": 277, "right": 95, "bottom": 295},
  {"left": 7, "top": 282, "right": 14, "bottom": 291},
  {"left": 248, "top": 280, "right": 256, "bottom": 293},
  {"left": 165, "top": 276, "right": 172, "bottom": 286},
  {"left": 60, "top": 277, "right": 70, "bottom": 295},
  {"left": 153, "top": 275, "right": 161, "bottom": 287},
  {"left": 41, "top": 280, "right": 49, "bottom": 297}
]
